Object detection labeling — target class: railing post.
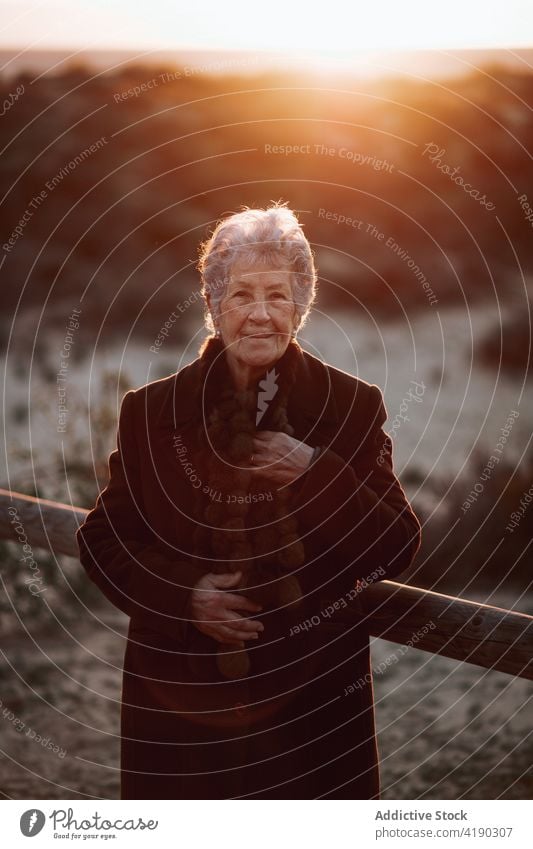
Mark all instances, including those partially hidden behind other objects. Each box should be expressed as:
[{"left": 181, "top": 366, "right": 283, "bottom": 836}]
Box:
[{"left": 1, "top": 488, "right": 533, "bottom": 680}]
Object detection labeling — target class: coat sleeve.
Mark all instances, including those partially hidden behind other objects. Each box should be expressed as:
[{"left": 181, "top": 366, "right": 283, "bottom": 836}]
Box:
[
  {"left": 290, "top": 384, "right": 421, "bottom": 581},
  {"left": 76, "top": 389, "right": 207, "bottom": 642}
]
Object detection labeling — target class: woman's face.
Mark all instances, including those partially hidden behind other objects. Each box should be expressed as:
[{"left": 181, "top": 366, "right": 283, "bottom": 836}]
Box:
[{"left": 211, "top": 258, "right": 298, "bottom": 375}]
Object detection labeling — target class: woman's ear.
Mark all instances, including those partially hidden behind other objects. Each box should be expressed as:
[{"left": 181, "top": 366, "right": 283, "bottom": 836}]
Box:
[{"left": 205, "top": 293, "right": 216, "bottom": 330}]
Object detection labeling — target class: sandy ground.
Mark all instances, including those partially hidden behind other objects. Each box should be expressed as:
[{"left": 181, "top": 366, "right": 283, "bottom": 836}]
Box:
[
  {"left": 371, "top": 632, "right": 533, "bottom": 799},
  {"left": 0, "top": 597, "right": 531, "bottom": 800}
]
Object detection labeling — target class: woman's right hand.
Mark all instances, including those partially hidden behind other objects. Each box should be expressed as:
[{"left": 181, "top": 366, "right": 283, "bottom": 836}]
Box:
[{"left": 189, "top": 571, "right": 264, "bottom": 645}]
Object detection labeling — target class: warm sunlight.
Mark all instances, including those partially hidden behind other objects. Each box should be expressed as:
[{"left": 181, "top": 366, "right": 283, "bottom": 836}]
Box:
[{"left": 1, "top": 0, "right": 532, "bottom": 51}]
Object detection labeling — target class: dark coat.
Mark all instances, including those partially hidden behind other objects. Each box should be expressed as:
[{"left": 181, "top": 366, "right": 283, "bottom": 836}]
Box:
[{"left": 76, "top": 346, "right": 422, "bottom": 799}]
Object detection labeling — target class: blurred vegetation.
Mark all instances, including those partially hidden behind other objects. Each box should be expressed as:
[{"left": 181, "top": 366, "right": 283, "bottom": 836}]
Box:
[
  {"left": 1, "top": 60, "right": 532, "bottom": 631},
  {"left": 0, "top": 539, "right": 103, "bottom": 632},
  {"left": 1, "top": 62, "right": 532, "bottom": 359},
  {"left": 6, "top": 367, "right": 132, "bottom": 508},
  {"left": 478, "top": 297, "right": 533, "bottom": 377},
  {"left": 1, "top": 366, "right": 132, "bottom": 634},
  {"left": 410, "top": 449, "right": 533, "bottom": 599}
]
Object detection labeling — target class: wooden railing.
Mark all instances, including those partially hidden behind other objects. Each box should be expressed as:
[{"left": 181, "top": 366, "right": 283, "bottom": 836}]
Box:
[{"left": 1, "top": 488, "right": 532, "bottom": 681}]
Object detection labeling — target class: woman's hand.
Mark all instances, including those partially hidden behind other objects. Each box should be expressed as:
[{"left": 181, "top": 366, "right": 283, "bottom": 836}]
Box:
[
  {"left": 189, "top": 571, "right": 264, "bottom": 645},
  {"left": 251, "top": 430, "right": 314, "bottom": 485}
]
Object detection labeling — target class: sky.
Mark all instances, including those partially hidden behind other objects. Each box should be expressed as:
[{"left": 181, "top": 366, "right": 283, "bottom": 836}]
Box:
[{"left": 1, "top": 0, "right": 532, "bottom": 53}]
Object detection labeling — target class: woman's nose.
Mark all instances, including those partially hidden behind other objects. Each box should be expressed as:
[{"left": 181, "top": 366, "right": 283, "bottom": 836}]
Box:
[{"left": 248, "top": 299, "right": 270, "bottom": 320}]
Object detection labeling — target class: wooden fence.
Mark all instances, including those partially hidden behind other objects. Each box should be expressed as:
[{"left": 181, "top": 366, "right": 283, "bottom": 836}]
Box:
[{"left": 1, "top": 487, "right": 532, "bottom": 681}]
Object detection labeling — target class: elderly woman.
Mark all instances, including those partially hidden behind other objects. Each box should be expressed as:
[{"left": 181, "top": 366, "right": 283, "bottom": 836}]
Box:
[{"left": 76, "top": 201, "right": 421, "bottom": 800}]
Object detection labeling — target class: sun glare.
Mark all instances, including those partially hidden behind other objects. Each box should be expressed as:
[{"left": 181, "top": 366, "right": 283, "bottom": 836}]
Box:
[{"left": 0, "top": 0, "right": 531, "bottom": 52}]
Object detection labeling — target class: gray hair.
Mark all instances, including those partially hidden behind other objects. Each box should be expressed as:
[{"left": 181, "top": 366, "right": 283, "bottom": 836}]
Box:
[{"left": 197, "top": 201, "right": 317, "bottom": 335}]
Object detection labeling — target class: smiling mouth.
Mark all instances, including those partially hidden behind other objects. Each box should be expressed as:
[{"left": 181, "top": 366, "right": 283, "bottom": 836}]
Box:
[{"left": 243, "top": 333, "right": 275, "bottom": 339}]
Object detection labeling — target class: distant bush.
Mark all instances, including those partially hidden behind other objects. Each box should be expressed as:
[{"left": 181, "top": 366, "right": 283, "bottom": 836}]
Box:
[
  {"left": 2, "top": 63, "right": 533, "bottom": 352},
  {"left": 409, "top": 449, "right": 533, "bottom": 598},
  {"left": 478, "top": 300, "right": 533, "bottom": 378}
]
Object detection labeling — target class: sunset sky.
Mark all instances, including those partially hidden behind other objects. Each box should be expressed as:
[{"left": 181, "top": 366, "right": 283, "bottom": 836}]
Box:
[{"left": 1, "top": 0, "right": 532, "bottom": 52}]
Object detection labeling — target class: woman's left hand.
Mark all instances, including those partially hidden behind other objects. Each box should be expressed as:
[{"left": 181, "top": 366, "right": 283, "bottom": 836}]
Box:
[{"left": 250, "top": 431, "right": 315, "bottom": 486}]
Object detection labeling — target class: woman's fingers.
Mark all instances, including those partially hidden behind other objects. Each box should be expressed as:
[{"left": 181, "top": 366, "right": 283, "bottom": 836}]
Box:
[
  {"left": 200, "top": 611, "right": 265, "bottom": 634},
  {"left": 222, "top": 592, "right": 263, "bottom": 613},
  {"left": 224, "top": 627, "right": 260, "bottom": 641},
  {"left": 222, "top": 610, "right": 264, "bottom": 634},
  {"left": 208, "top": 623, "right": 260, "bottom": 643},
  {"left": 195, "top": 609, "right": 263, "bottom": 642},
  {"left": 192, "top": 575, "right": 265, "bottom": 640},
  {"left": 208, "top": 570, "right": 242, "bottom": 588}
]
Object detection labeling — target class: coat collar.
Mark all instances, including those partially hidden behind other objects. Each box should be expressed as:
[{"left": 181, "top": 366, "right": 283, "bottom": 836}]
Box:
[{"left": 154, "top": 344, "right": 339, "bottom": 433}]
